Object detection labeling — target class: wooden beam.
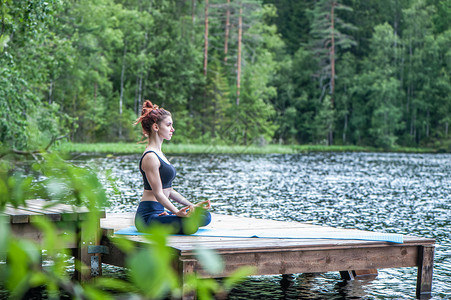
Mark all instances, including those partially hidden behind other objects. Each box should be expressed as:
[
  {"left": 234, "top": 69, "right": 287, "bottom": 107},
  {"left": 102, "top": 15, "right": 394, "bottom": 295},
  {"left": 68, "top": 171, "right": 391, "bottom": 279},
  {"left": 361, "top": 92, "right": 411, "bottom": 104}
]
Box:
[
  {"left": 100, "top": 237, "right": 127, "bottom": 268},
  {"left": 185, "top": 246, "right": 418, "bottom": 278},
  {"left": 7, "top": 204, "right": 60, "bottom": 222},
  {"left": 181, "top": 258, "right": 197, "bottom": 300},
  {"left": 99, "top": 213, "right": 435, "bottom": 299},
  {"left": 339, "top": 270, "right": 355, "bottom": 280},
  {"left": 340, "top": 269, "right": 378, "bottom": 280},
  {"left": 3, "top": 206, "right": 42, "bottom": 223},
  {"left": 416, "top": 245, "right": 434, "bottom": 299},
  {"left": 74, "top": 219, "right": 101, "bottom": 281},
  {"left": 353, "top": 269, "right": 378, "bottom": 277}
]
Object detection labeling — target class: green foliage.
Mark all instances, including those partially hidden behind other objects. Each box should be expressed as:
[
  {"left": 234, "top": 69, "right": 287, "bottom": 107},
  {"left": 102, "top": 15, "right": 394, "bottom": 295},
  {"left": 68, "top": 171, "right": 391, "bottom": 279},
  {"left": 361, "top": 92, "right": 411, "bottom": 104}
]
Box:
[
  {"left": 54, "top": 141, "right": 439, "bottom": 155},
  {"left": 362, "top": 23, "right": 404, "bottom": 148},
  {"left": 0, "top": 0, "right": 71, "bottom": 150},
  {"left": 313, "top": 96, "right": 335, "bottom": 144},
  {"left": 0, "top": 152, "right": 253, "bottom": 299},
  {"left": 125, "top": 225, "right": 179, "bottom": 299},
  {"left": 262, "top": 0, "right": 314, "bottom": 54},
  {"left": 1, "top": 0, "right": 451, "bottom": 150}
]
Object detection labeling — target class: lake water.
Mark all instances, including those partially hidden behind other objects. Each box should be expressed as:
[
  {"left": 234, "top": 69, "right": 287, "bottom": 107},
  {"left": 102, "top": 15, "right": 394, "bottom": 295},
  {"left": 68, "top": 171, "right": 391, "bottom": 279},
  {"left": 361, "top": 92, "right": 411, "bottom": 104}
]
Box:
[{"left": 75, "top": 152, "right": 451, "bottom": 299}]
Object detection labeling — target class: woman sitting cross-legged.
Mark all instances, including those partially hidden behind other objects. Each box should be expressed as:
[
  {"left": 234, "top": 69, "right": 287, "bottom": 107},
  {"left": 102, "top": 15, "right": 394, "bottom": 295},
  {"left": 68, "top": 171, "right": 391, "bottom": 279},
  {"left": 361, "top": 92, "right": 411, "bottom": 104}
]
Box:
[{"left": 134, "top": 100, "right": 211, "bottom": 234}]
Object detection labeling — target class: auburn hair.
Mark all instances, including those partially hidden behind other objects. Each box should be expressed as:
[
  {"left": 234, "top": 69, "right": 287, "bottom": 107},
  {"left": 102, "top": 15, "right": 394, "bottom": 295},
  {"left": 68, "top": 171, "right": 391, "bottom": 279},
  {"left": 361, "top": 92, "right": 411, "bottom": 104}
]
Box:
[{"left": 134, "top": 100, "right": 171, "bottom": 137}]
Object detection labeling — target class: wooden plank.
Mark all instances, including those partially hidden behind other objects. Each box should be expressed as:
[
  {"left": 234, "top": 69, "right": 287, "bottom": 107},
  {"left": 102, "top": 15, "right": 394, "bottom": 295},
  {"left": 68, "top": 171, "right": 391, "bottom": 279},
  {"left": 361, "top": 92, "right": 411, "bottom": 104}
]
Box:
[
  {"left": 101, "top": 212, "right": 433, "bottom": 240},
  {"left": 122, "top": 233, "right": 389, "bottom": 248},
  {"left": 416, "top": 245, "right": 434, "bottom": 299},
  {"left": 186, "top": 245, "right": 419, "bottom": 278},
  {"left": 340, "top": 269, "right": 378, "bottom": 280},
  {"left": 116, "top": 232, "right": 433, "bottom": 248},
  {"left": 100, "top": 212, "right": 135, "bottom": 231},
  {"left": 101, "top": 212, "right": 323, "bottom": 231},
  {"left": 353, "top": 269, "right": 378, "bottom": 277},
  {"left": 9, "top": 223, "right": 44, "bottom": 241},
  {"left": 6, "top": 204, "right": 61, "bottom": 222},
  {"left": 25, "top": 199, "right": 87, "bottom": 212},
  {"left": 98, "top": 212, "right": 435, "bottom": 300},
  {"left": 3, "top": 206, "right": 43, "bottom": 223},
  {"left": 25, "top": 199, "right": 98, "bottom": 220},
  {"left": 9, "top": 223, "right": 77, "bottom": 248},
  {"left": 101, "top": 213, "right": 434, "bottom": 255},
  {"left": 24, "top": 200, "right": 77, "bottom": 221},
  {"left": 101, "top": 236, "right": 130, "bottom": 268}
]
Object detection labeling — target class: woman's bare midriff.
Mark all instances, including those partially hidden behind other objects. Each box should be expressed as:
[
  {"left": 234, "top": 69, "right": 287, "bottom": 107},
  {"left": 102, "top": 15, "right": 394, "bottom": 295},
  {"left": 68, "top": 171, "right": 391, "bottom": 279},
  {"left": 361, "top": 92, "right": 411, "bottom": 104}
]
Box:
[{"left": 140, "top": 188, "right": 171, "bottom": 202}]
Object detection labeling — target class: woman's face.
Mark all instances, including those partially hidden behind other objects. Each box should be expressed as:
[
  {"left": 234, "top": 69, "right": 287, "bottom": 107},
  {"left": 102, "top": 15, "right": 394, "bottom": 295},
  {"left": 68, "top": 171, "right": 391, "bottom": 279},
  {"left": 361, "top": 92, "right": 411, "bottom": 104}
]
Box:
[{"left": 157, "top": 116, "right": 175, "bottom": 140}]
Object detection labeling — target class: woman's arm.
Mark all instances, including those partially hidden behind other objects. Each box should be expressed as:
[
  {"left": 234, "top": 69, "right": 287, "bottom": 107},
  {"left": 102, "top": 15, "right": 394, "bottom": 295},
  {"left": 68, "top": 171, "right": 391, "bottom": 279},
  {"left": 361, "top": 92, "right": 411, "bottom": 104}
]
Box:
[
  {"left": 142, "top": 153, "right": 192, "bottom": 217},
  {"left": 170, "top": 190, "right": 211, "bottom": 210},
  {"left": 169, "top": 190, "right": 194, "bottom": 206}
]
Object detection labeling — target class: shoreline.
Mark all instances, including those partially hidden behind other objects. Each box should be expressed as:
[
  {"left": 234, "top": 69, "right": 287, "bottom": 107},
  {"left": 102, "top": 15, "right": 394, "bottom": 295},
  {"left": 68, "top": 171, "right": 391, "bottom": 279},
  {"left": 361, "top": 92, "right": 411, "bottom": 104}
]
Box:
[{"left": 53, "top": 142, "right": 442, "bottom": 155}]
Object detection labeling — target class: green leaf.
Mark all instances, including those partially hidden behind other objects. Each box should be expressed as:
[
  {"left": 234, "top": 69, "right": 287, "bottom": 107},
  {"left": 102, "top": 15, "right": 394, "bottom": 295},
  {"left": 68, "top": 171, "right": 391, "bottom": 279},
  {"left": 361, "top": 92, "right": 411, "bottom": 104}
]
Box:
[{"left": 194, "top": 245, "right": 224, "bottom": 275}]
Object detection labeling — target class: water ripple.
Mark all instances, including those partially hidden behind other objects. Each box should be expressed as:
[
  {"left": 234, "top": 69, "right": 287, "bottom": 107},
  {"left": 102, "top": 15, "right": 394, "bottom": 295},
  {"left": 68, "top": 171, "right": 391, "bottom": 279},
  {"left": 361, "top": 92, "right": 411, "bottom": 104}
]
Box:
[{"left": 74, "top": 152, "right": 451, "bottom": 299}]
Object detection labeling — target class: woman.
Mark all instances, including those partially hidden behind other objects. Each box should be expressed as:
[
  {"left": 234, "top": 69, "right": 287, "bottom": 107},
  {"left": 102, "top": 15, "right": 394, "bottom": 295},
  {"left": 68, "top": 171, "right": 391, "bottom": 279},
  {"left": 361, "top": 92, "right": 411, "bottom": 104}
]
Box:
[{"left": 134, "top": 100, "right": 211, "bottom": 234}]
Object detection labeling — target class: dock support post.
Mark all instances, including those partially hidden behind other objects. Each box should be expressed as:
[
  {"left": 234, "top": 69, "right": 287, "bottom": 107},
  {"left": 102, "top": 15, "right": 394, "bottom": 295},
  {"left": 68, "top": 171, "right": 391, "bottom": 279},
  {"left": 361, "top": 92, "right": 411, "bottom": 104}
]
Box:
[
  {"left": 181, "top": 259, "right": 197, "bottom": 300},
  {"left": 416, "top": 245, "right": 434, "bottom": 299},
  {"left": 280, "top": 274, "right": 294, "bottom": 290},
  {"left": 339, "top": 270, "right": 355, "bottom": 280},
  {"left": 74, "top": 218, "right": 101, "bottom": 281},
  {"left": 340, "top": 269, "right": 378, "bottom": 280}
]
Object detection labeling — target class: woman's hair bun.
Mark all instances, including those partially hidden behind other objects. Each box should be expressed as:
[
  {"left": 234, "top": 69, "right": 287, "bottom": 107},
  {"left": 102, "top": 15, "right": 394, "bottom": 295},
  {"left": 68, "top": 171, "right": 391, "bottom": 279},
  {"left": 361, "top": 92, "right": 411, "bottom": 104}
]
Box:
[
  {"left": 143, "top": 100, "right": 158, "bottom": 111},
  {"left": 134, "top": 100, "right": 171, "bottom": 138}
]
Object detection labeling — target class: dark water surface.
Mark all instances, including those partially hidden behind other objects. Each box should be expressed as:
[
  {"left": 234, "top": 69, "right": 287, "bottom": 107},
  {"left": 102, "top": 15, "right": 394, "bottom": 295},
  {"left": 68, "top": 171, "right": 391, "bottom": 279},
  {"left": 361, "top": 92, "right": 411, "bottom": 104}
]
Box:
[{"left": 76, "top": 152, "right": 450, "bottom": 299}]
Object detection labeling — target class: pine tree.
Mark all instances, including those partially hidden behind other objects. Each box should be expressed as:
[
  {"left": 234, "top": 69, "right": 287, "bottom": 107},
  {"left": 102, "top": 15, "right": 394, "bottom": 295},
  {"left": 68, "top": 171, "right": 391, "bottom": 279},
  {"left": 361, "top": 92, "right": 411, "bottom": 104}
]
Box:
[{"left": 308, "top": 0, "right": 356, "bottom": 145}]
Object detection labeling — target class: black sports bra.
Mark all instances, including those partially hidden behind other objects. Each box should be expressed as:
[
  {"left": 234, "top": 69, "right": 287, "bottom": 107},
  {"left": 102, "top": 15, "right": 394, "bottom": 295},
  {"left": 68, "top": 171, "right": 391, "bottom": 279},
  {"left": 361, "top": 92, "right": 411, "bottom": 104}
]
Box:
[{"left": 139, "top": 151, "right": 176, "bottom": 190}]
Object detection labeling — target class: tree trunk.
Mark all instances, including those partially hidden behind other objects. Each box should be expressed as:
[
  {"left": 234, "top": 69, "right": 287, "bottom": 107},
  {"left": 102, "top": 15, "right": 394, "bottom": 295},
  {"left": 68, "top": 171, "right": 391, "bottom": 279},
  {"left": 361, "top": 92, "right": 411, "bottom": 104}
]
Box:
[
  {"left": 192, "top": 0, "right": 196, "bottom": 25},
  {"left": 94, "top": 81, "right": 97, "bottom": 107},
  {"left": 134, "top": 75, "right": 139, "bottom": 114},
  {"left": 48, "top": 80, "right": 53, "bottom": 104},
  {"left": 203, "top": 0, "right": 209, "bottom": 76},
  {"left": 408, "top": 40, "right": 413, "bottom": 137},
  {"left": 410, "top": 85, "right": 415, "bottom": 138},
  {"left": 224, "top": 0, "right": 230, "bottom": 62},
  {"left": 330, "top": 1, "right": 335, "bottom": 101},
  {"left": 343, "top": 113, "right": 348, "bottom": 144},
  {"left": 328, "top": 1, "right": 336, "bottom": 146},
  {"left": 72, "top": 94, "right": 77, "bottom": 141},
  {"left": 119, "top": 40, "right": 127, "bottom": 139},
  {"left": 136, "top": 32, "right": 148, "bottom": 114},
  {"left": 138, "top": 75, "right": 143, "bottom": 112},
  {"left": 236, "top": 5, "right": 243, "bottom": 105}
]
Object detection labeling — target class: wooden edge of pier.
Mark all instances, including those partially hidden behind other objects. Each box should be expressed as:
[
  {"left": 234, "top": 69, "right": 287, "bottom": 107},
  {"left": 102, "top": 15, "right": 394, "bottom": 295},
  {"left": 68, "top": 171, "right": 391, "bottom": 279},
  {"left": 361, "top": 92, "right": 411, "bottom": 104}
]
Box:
[
  {"left": 100, "top": 212, "right": 435, "bottom": 299},
  {"left": 4, "top": 200, "right": 106, "bottom": 281}
]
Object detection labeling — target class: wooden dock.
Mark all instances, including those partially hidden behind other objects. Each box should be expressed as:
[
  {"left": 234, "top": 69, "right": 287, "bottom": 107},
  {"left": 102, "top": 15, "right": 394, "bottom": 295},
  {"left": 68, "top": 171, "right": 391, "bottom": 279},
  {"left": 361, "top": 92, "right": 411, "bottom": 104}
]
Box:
[
  {"left": 3, "top": 200, "right": 105, "bottom": 281},
  {"left": 100, "top": 212, "right": 435, "bottom": 299}
]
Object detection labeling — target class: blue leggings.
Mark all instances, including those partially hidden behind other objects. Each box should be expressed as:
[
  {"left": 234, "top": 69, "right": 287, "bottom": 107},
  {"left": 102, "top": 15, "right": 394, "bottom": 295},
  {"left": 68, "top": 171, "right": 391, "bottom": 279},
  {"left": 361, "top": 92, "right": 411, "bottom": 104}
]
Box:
[{"left": 135, "top": 201, "right": 211, "bottom": 235}]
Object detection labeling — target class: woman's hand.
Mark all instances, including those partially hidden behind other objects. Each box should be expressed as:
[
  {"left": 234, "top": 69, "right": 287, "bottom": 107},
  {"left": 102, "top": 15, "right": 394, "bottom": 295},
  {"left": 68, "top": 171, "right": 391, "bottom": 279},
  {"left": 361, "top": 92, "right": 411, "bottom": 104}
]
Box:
[
  {"left": 175, "top": 205, "right": 194, "bottom": 217},
  {"left": 195, "top": 199, "right": 211, "bottom": 210},
  {"left": 158, "top": 211, "right": 169, "bottom": 216}
]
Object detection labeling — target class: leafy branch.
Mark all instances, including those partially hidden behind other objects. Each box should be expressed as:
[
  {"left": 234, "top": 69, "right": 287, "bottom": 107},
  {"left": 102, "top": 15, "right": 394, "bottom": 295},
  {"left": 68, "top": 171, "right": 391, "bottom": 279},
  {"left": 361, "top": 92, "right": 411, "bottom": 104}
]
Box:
[{"left": 0, "top": 135, "right": 67, "bottom": 159}]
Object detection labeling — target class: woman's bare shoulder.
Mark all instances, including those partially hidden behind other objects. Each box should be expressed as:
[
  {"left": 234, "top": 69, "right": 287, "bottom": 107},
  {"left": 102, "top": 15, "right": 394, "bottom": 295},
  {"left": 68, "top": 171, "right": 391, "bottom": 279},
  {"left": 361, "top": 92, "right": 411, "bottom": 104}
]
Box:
[{"left": 141, "top": 151, "right": 160, "bottom": 170}]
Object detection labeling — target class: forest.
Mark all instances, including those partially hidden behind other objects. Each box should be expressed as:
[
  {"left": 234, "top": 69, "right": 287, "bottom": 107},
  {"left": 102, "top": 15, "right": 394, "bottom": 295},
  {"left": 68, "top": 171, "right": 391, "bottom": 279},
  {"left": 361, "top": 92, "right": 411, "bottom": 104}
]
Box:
[{"left": 1, "top": 0, "right": 450, "bottom": 151}]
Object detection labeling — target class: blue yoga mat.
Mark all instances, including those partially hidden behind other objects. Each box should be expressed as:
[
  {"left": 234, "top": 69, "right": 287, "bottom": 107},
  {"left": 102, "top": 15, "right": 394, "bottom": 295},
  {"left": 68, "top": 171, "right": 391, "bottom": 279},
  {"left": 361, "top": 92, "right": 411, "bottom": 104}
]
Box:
[{"left": 114, "top": 226, "right": 403, "bottom": 244}]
